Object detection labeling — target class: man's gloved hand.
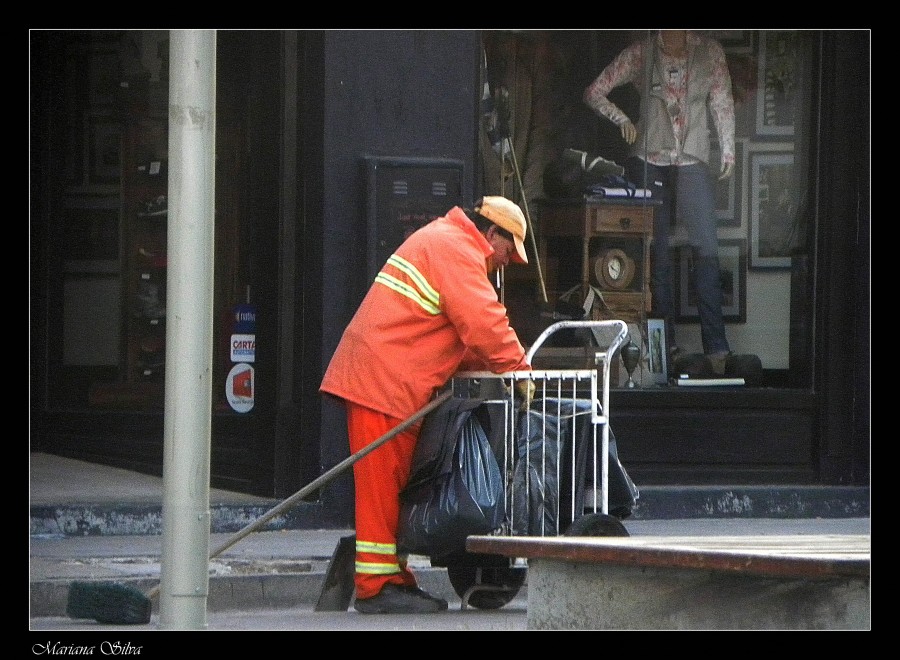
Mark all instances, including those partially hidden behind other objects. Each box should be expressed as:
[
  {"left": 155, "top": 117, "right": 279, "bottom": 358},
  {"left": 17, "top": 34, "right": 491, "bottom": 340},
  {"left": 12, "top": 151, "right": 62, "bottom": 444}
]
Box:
[{"left": 513, "top": 378, "right": 536, "bottom": 410}]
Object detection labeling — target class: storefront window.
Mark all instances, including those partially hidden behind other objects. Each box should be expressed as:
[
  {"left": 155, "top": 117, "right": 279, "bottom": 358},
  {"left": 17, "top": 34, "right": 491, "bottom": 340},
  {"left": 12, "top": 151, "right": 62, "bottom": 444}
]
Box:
[
  {"left": 38, "top": 30, "right": 251, "bottom": 412},
  {"left": 38, "top": 30, "right": 819, "bottom": 417},
  {"left": 481, "top": 29, "right": 815, "bottom": 389}
]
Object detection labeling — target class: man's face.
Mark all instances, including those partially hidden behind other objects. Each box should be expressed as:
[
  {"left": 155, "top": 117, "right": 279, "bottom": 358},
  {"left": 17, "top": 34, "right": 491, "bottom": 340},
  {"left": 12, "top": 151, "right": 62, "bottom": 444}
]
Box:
[{"left": 486, "top": 225, "right": 517, "bottom": 271}]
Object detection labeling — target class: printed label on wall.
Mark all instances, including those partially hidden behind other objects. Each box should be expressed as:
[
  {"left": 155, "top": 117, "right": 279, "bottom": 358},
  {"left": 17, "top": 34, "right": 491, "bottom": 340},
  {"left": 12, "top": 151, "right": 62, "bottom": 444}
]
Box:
[
  {"left": 232, "top": 303, "right": 257, "bottom": 333},
  {"left": 226, "top": 363, "right": 254, "bottom": 413},
  {"left": 230, "top": 333, "right": 256, "bottom": 363}
]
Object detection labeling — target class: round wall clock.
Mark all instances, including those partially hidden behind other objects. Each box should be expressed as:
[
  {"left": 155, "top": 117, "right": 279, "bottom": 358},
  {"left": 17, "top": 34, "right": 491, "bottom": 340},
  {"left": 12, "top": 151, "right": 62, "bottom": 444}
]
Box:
[{"left": 596, "top": 248, "right": 636, "bottom": 290}]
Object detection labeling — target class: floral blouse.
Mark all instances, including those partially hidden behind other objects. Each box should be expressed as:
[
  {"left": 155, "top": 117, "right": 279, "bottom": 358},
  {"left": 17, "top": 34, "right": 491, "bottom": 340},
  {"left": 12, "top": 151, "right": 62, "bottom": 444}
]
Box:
[{"left": 584, "top": 31, "right": 735, "bottom": 168}]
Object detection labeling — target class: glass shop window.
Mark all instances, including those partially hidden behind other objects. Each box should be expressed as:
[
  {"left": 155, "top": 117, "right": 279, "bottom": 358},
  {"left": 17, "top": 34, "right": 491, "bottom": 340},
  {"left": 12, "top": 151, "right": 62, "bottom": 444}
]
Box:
[
  {"left": 480, "top": 29, "right": 815, "bottom": 389},
  {"left": 39, "top": 30, "right": 246, "bottom": 412}
]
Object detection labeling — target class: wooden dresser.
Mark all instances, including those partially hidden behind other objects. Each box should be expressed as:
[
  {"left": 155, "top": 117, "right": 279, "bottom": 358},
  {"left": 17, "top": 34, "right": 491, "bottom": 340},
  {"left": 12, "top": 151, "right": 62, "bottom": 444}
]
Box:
[{"left": 537, "top": 198, "right": 658, "bottom": 324}]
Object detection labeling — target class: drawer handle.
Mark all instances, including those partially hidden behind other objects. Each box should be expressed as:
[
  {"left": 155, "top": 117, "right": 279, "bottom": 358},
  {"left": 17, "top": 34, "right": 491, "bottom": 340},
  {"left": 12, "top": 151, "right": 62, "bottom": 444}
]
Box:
[{"left": 619, "top": 217, "right": 631, "bottom": 229}]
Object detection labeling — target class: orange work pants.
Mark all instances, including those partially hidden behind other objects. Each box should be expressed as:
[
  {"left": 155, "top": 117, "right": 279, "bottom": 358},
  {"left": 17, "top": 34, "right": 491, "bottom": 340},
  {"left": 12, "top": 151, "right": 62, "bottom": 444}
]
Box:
[{"left": 345, "top": 401, "right": 421, "bottom": 599}]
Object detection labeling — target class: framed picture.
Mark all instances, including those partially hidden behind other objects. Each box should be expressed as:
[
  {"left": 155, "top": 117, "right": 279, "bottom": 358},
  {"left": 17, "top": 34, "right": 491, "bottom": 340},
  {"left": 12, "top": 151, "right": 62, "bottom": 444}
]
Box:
[
  {"left": 85, "top": 45, "right": 122, "bottom": 107},
  {"left": 87, "top": 115, "right": 122, "bottom": 186},
  {"left": 64, "top": 117, "right": 86, "bottom": 188},
  {"left": 66, "top": 39, "right": 121, "bottom": 108},
  {"left": 714, "top": 140, "right": 743, "bottom": 228},
  {"left": 706, "top": 30, "right": 755, "bottom": 54},
  {"left": 756, "top": 31, "right": 799, "bottom": 137},
  {"left": 749, "top": 148, "right": 798, "bottom": 269},
  {"left": 61, "top": 197, "right": 121, "bottom": 264},
  {"left": 646, "top": 318, "right": 668, "bottom": 384},
  {"left": 674, "top": 239, "right": 747, "bottom": 324}
]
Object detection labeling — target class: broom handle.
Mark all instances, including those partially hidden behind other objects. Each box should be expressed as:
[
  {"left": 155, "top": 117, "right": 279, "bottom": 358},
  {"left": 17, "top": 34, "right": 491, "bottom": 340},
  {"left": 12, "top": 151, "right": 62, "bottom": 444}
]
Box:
[
  {"left": 146, "top": 389, "right": 453, "bottom": 601},
  {"left": 507, "top": 141, "right": 548, "bottom": 304}
]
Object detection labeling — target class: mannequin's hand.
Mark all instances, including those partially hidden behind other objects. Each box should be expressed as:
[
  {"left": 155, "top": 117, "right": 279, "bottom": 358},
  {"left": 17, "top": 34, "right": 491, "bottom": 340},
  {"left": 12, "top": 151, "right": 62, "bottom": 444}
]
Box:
[
  {"left": 620, "top": 120, "right": 637, "bottom": 145},
  {"left": 719, "top": 161, "right": 734, "bottom": 180}
]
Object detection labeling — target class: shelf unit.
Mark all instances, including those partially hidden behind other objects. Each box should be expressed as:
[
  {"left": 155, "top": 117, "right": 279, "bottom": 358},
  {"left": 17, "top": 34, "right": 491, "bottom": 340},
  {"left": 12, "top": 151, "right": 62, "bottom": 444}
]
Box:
[
  {"left": 537, "top": 198, "right": 656, "bottom": 324},
  {"left": 122, "top": 116, "right": 168, "bottom": 390}
]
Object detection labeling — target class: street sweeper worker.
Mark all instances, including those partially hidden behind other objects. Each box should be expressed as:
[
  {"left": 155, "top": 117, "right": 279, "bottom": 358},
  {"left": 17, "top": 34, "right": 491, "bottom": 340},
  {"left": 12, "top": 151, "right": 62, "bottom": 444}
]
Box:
[{"left": 320, "top": 196, "right": 535, "bottom": 614}]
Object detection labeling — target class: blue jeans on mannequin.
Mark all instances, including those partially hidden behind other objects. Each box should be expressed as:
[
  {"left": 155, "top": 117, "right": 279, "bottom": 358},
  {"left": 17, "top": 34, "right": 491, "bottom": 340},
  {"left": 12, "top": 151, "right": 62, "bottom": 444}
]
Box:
[{"left": 625, "top": 158, "right": 730, "bottom": 357}]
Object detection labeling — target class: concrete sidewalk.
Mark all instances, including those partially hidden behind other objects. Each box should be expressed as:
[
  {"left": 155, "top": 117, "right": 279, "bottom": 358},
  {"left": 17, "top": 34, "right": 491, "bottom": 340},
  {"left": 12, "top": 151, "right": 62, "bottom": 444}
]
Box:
[
  {"left": 30, "top": 518, "right": 871, "bottom": 631},
  {"left": 29, "top": 452, "right": 871, "bottom": 630}
]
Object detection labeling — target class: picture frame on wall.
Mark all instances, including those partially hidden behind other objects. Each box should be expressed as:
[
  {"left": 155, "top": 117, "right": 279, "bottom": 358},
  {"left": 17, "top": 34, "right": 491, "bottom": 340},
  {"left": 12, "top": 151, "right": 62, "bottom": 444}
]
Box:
[
  {"left": 62, "top": 197, "right": 121, "bottom": 263},
  {"left": 646, "top": 318, "right": 668, "bottom": 384},
  {"left": 64, "top": 117, "right": 85, "bottom": 188},
  {"left": 755, "top": 31, "right": 799, "bottom": 137},
  {"left": 87, "top": 114, "right": 122, "bottom": 187},
  {"left": 706, "top": 30, "right": 755, "bottom": 54},
  {"left": 749, "top": 147, "right": 797, "bottom": 269},
  {"left": 674, "top": 239, "right": 747, "bottom": 323},
  {"left": 67, "top": 40, "right": 123, "bottom": 108}
]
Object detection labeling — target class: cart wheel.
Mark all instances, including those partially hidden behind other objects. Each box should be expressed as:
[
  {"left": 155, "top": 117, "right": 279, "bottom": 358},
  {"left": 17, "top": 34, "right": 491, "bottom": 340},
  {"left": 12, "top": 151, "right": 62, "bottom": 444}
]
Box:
[
  {"left": 447, "top": 564, "right": 526, "bottom": 610},
  {"left": 564, "top": 512, "right": 630, "bottom": 537}
]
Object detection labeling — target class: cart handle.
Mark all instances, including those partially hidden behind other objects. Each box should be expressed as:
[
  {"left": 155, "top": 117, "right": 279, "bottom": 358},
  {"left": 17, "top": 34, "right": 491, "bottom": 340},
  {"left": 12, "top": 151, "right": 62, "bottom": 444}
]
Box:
[{"left": 525, "top": 319, "right": 630, "bottom": 365}]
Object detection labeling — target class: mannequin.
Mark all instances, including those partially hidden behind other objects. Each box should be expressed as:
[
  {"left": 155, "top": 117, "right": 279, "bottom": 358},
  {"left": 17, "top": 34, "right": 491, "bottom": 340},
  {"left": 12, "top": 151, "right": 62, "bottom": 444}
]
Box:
[{"left": 584, "top": 30, "right": 736, "bottom": 373}]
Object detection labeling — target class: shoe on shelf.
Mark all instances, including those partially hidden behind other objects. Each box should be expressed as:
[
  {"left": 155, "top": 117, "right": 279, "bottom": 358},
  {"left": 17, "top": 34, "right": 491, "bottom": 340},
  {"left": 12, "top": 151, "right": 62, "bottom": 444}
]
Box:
[
  {"left": 133, "top": 282, "right": 166, "bottom": 320},
  {"left": 138, "top": 195, "right": 168, "bottom": 218},
  {"left": 353, "top": 583, "right": 445, "bottom": 614},
  {"left": 706, "top": 351, "right": 732, "bottom": 376},
  {"left": 671, "top": 352, "right": 711, "bottom": 378},
  {"left": 725, "top": 353, "right": 763, "bottom": 385},
  {"left": 401, "top": 585, "right": 448, "bottom": 611}
]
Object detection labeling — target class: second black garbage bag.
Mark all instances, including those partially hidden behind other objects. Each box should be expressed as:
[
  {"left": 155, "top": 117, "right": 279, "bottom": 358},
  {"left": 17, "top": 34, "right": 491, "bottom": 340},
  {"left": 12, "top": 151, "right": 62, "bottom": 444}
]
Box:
[{"left": 511, "top": 397, "right": 639, "bottom": 536}]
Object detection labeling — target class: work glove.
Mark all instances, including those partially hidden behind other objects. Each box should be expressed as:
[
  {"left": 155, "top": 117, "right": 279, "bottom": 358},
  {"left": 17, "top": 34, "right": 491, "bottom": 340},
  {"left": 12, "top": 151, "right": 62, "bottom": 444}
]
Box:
[{"left": 512, "top": 378, "right": 536, "bottom": 411}]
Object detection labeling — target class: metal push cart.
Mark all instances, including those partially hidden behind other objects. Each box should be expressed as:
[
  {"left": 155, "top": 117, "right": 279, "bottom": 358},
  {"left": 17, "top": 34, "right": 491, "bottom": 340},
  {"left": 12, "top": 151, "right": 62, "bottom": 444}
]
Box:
[{"left": 435, "top": 319, "right": 634, "bottom": 609}]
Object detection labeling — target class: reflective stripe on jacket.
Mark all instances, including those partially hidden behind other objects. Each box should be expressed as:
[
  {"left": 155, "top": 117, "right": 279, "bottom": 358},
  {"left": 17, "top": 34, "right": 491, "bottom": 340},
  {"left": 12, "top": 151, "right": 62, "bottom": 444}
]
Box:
[{"left": 320, "top": 206, "right": 530, "bottom": 420}]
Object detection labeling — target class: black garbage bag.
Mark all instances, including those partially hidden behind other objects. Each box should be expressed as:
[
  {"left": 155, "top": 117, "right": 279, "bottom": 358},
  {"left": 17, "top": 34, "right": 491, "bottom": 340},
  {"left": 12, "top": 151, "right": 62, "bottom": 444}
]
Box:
[
  {"left": 511, "top": 398, "right": 639, "bottom": 536},
  {"left": 397, "top": 396, "right": 506, "bottom": 558}
]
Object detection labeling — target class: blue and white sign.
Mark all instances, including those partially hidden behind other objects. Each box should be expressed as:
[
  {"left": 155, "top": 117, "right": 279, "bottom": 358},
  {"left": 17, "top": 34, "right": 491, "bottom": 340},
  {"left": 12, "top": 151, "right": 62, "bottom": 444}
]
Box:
[
  {"left": 233, "top": 303, "right": 257, "bottom": 334},
  {"left": 230, "top": 333, "right": 256, "bottom": 363}
]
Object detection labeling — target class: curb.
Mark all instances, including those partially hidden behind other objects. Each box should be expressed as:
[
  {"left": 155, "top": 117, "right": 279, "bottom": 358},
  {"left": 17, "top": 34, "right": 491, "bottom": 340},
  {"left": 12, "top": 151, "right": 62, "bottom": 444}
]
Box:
[
  {"left": 32, "top": 486, "right": 871, "bottom": 538},
  {"left": 630, "top": 485, "right": 870, "bottom": 520},
  {"left": 31, "top": 565, "right": 484, "bottom": 619}
]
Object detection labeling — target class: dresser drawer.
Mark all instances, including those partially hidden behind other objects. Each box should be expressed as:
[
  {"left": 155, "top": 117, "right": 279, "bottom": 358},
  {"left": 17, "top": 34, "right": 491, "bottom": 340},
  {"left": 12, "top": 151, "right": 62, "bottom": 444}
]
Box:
[
  {"left": 587, "top": 204, "right": 654, "bottom": 234},
  {"left": 591, "top": 291, "right": 652, "bottom": 323}
]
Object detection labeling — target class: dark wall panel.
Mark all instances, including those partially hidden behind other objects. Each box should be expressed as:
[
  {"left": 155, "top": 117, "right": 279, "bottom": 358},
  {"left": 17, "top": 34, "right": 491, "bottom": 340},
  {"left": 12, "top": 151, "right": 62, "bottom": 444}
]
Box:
[{"left": 316, "top": 31, "right": 480, "bottom": 520}]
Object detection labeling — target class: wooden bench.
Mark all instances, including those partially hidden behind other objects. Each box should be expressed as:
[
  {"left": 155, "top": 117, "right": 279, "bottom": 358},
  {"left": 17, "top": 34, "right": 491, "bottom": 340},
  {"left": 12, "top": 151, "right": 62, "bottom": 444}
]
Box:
[{"left": 466, "top": 534, "right": 870, "bottom": 630}]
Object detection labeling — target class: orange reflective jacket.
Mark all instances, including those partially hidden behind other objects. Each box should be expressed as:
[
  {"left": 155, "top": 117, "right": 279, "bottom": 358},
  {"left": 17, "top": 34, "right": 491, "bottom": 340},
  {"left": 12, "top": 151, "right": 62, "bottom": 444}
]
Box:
[{"left": 320, "top": 207, "right": 530, "bottom": 420}]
